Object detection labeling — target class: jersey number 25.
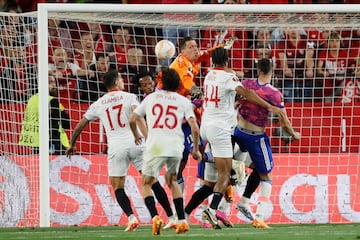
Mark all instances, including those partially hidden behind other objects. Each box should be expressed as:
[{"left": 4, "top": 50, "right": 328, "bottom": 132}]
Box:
[{"left": 152, "top": 103, "right": 178, "bottom": 129}]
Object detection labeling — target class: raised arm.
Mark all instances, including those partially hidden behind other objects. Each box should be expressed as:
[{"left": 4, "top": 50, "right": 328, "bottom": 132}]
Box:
[{"left": 235, "top": 85, "right": 282, "bottom": 116}]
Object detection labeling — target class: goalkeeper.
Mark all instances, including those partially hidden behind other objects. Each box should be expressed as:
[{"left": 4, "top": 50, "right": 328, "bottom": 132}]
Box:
[{"left": 156, "top": 36, "right": 238, "bottom": 196}]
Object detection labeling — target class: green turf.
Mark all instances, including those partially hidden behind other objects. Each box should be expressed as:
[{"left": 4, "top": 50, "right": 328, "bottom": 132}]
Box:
[{"left": 0, "top": 224, "right": 359, "bottom": 240}]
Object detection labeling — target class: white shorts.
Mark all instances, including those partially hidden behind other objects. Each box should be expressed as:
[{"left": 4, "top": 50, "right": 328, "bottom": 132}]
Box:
[
  {"left": 203, "top": 143, "right": 250, "bottom": 183},
  {"left": 200, "top": 125, "right": 233, "bottom": 158},
  {"left": 142, "top": 156, "right": 181, "bottom": 179},
  {"left": 107, "top": 143, "right": 144, "bottom": 177}
]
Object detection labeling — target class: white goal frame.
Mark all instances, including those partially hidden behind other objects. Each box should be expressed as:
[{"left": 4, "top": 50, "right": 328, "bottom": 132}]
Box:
[{"left": 37, "top": 3, "right": 360, "bottom": 227}]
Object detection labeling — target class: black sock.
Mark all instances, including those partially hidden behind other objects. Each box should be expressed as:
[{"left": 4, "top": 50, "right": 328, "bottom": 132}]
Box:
[
  {"left": 185, "top": 185, "right": 213, "bottom": 214},
  {"left": 173, "top": 197, "right": 185, "bottom": 220},
  {"left": 115, "top": 188, "right": 133, "bottom": 217},
  {"left": 144, "top": 196, "right": 158, "bottom": 218},
  {"left": 152, "top": 181, "right": 173, "bottom": 217},
  {"left": 243, "top": 170, "right": 260, "bottom": 199},
  {"left": 209, "top": 192, "right": 223, "bottom": 210}
]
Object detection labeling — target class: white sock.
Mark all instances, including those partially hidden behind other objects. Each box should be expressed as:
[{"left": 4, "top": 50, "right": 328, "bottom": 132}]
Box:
[
  {"left": 169, "top": 215, "right": 176, "bottom": 221},
  {"left": 218, "top": 198, "right": 229, "bottom": 212},
  {"left": 240, "top": 196, "right": 250, "bottom": 206},
  {"left": 179, "top": 181, "right": 185, "bottom": 194},
  {"left": 129, "top": 214, "right": 136, "bottom": 221},
  {"left": 200, "top": 201, "right": 208, "bottom": 211},
  {"left": 209, "top": 208, "right": 216, "bottom": 215},
  {"left": 255, "top": 180, "right": 272, "bottom": 220},
  {"left": 185, "top": 212, "right": 190, "bottom": 221}
]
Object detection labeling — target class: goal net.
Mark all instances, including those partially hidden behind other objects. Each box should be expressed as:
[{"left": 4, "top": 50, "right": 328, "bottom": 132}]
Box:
[{"left": 0, "top": 4, "right": 359, "bottom": 227}]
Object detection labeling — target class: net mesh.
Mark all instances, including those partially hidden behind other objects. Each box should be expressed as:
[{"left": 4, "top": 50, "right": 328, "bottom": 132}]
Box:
[{"left": 0, "top": 9, "right": 359, "bottom": 227}]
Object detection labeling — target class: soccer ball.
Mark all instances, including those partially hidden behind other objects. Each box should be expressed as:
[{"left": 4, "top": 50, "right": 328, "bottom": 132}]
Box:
[{"left": 155, "top": 40, "right": 176, "bottom": 60}]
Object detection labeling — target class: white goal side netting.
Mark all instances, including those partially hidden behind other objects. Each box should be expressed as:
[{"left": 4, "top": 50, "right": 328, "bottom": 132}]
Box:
[{"left": 0, "top": 4, "right": 359, "bottom": 227}]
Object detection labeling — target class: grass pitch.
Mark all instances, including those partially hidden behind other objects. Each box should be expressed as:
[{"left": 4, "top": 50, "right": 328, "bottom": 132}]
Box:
[{"left": 0, "top": 224, "right": 359, "bottom": 240}]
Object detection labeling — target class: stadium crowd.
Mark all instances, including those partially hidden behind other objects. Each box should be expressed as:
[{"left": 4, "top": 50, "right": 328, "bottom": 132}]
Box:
[
  {"left": 0, "top": 0, "right": 360, "bottom": 105},
  {"left": 1, "top": 0, "right": 358, "bottom": 13},
  {"left": 0, "top": 0, "right": 358, "bottom": 232}
]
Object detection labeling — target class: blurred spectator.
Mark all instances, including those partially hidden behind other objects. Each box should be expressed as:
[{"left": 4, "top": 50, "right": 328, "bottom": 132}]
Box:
[
  {"left": 276, "top": 28, "right": 315, "bottom": 102},
  {"left": 304, "top": 14, "right": 330, "bottom": 52},
  {"left": 141, "top": 27, "right": 162, "bottom": 73},
  {"left": 1, "top": 8, "right": 29, "bottom": 46},
  {"left": 245, "top": 43, "right": 277, "bottom": 81},
  {"left": 316, "top": 31, "right": 349, "bottom": 102},
  {"left": 88, "top": 22, "right": 111, "bottom": 53},
  {"left": 0, "top": 11, "right": 31, "bottom": 102},
  {"left": 0, "top": 0, "right": 21, "bottom": 12},
  {"left": 201, "top": 13, "right": 247, "bottom": 78},
  {"left": 76, "top": 22, "right": 112, "bottom": 54},
  {"left": 253, "top": 28, "right": 272, "bottom": 49},
  {"left": 119, "top": 47, "right": 148, "bottom": 94},
  {"left": 349, "top": 29, "right": 360, "bottom": 76},
  {"left": 0, "top": 49, "right": 15, "bottom": 103},
  {"left": 245, "top": 28, "right": 276, "bottom": 79},
  {"left": 270, "top": 14, "right": 307, "bottom": 46},
  {"left": 3, "top": 44, "right": 29, "bottom": 102},
  {"left": 161, "top": 0, "right": 201, "bottom": 66},
  {"left": 48, "top": 19, "right": 74, "bottom": 60},
  {"left": 107, "top": 26, "right": 134, "bottom": 70},
  {"left": 78, "top": 52, "right": 110, "bottom": 102},
  {"left": 3, "top": 7, "right": 38, "bottom": 96},
  {"left": 328, "top": 13, "right": 353, "bottom": 48},
  {"left": 73, "top": 31, "right": 96, "bottom": 70},
  {"left": 49, "top": 47, "right": 94, "bottom": 102}
]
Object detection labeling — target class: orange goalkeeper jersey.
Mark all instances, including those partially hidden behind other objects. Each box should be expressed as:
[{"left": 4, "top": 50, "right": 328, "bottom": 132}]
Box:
[{"left": 157, "top": 52, "right": 208, "bottom": 97}]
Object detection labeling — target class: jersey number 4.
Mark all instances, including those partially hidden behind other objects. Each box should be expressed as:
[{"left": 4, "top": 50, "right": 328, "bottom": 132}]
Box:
[
  {"left": 204, "top": 84, "right": 220, "bottom": 108},
  {"left": 106, "top": 104, "right": 125, "bottom": 130},
  {"left": 152, "top": 103, "right": 178, "bottom": 129}
]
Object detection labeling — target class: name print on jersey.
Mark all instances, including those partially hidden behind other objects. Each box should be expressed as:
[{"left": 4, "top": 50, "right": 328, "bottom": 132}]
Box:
[
  {"left": 101, "top": 95, "right": 124, "bottom": 104},
  {"left": 155, "top": 92, "right": 177, "bottom": 101}
]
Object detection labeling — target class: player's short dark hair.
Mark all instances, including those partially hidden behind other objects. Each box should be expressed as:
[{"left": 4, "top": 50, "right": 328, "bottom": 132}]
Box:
[
  {"left": 136, "top": 70, "right": 153, "bottom": 81},
  {"left": 179, "top": 36, "right": 193, "bottom": 51},
  {"left": 161, "top": 67, "right": 180, "bottom": 92},
  {"left": 257, "top": 58, "right": 273, "bottom": 75},
  {"left": 103, "top": 69, "right": 119, "bottom": 90},
  {"left": 212, "top": 47, "right": 228, "bottom": 66},
  {"left": 132, "top": 69, "right": 154, "bottom": 86}
]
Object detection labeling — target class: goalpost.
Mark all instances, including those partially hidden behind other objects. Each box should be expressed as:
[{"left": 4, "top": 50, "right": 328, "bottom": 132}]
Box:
[{"left": 0, "top": 3, "right": 359, "bottom": 228}]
